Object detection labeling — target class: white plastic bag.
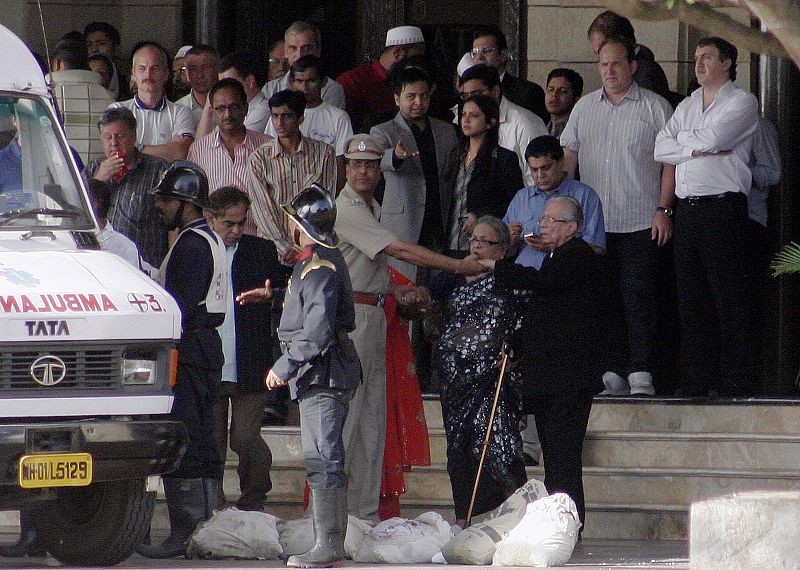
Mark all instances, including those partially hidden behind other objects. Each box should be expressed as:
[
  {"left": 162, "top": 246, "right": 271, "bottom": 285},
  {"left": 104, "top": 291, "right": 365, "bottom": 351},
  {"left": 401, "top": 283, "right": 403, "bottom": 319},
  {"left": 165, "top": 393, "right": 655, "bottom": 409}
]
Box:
[
  {"left": 187, "top": 508, "right": 283, "bottom": 560},
  {"left": 278, "top": 513, "right": 314, "bottom": 557},
  {"left": 352, "top": 511, "right": 454, "bottom": 563},
  {"left": 492, "top": 493, "right": 580, "bottom": 567},
  {"left": 344, "top": 515, "right": 374, "bottom": 558},
  {"left": 441, "top": 478, "right": 549, "bottom": 565}
]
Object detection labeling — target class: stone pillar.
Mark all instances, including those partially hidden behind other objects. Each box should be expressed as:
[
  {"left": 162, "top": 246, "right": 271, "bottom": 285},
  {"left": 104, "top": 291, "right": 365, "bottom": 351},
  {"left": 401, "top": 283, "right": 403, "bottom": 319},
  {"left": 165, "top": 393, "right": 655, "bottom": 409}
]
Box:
[{"left": 759, "top": 54, "right": 800, "bottom": 395}]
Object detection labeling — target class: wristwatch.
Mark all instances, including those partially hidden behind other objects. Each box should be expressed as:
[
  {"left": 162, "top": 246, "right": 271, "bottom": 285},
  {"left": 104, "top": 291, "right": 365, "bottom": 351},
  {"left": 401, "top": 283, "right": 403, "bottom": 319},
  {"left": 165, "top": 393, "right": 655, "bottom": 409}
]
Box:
[{"left": 656, "top": 206, "right": 673, "bottom": 217}]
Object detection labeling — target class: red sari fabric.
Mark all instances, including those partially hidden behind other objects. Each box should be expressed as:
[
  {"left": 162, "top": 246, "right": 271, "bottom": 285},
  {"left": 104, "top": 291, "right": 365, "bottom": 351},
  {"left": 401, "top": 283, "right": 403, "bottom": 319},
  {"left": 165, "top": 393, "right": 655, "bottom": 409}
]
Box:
[{"left": 378, "top": 267, "right": 431, "bottom": 519}]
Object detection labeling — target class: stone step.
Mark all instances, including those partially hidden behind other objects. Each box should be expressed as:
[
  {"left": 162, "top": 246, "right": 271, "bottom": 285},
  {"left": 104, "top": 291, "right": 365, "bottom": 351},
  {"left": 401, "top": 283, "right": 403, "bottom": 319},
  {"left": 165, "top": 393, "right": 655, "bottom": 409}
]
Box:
[
  {"left": 583, "top": 431, "right": 800, "bottom": 470},
  {"left": 587, "top": 398, "right": 800, "bottom": 434},
  {"left": 236, "top": 461, "right": 800, "bottom": 508}
]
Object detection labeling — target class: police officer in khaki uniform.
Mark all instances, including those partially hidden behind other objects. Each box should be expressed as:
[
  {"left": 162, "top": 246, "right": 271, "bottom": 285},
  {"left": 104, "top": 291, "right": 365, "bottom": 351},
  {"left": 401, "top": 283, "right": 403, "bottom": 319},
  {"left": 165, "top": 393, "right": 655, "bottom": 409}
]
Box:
[{"left": 335, "top": 134, "right": 486, "bottom": 522}]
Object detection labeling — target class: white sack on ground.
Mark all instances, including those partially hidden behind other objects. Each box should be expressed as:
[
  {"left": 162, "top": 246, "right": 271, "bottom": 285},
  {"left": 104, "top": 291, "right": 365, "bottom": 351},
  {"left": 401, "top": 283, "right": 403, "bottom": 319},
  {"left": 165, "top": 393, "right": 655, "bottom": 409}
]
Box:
[
  {"left": 278, "top": 513, "right": 314, "bottom": 556},
  {"left": 441, "top": 478, "right": 549, "bottom": 565},
  {"left": 187, "top": 508, "right": 283, "bottom": 560},
  {"left": 352, "top": 511, "right": 453, "bottom": 563},
  {"left": 492, "top": 493, "right": 580, "bottom": 567},
  {"left": 344, "top": 515, "right": 374, "bottom": 558}
]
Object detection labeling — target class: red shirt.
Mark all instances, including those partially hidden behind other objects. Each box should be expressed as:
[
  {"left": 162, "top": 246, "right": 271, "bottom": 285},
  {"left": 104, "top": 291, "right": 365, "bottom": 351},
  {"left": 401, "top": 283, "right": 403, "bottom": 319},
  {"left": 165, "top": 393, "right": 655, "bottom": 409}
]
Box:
[{"left": 336, "top": 60, "right": 395, "bottom": 131}]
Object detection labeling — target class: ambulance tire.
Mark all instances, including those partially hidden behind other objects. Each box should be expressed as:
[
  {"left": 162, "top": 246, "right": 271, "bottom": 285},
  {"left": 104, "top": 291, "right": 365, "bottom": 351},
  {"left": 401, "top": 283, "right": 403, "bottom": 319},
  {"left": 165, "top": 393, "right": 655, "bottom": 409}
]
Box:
[{"left": 32, "top": 478, "right": 155, "bottom": 566}]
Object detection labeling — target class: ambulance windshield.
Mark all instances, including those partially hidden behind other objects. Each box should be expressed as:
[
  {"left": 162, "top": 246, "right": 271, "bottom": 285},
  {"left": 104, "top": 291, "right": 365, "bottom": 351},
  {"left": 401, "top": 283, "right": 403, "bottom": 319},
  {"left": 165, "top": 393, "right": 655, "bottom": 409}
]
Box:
[{"left": 0, "top": 94, "right": 92, "bottom": 229}]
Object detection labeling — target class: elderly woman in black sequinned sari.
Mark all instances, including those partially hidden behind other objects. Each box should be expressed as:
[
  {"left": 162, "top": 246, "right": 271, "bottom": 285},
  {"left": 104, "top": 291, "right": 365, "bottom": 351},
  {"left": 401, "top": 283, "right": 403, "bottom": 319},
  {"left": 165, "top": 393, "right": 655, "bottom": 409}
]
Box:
[{"left": 424, "top": 215, "right": 528, "bottom": 526}]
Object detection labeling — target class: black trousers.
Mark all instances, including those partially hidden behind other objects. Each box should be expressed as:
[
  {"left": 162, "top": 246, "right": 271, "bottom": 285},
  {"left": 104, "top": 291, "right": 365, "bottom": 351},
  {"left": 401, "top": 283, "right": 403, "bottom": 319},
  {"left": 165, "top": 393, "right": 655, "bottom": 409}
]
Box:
[
  {"left": 673, "top": 194, "right": 754, "bottom": 396},
  {"left": 446, "top": 445, "right": 527, "bottom": 520},
  {"left": 529, "top": 390, "right": 595, "bottom": 525},
  {"left": 169, "top": 360, "right": 223, "bottom": 480}
]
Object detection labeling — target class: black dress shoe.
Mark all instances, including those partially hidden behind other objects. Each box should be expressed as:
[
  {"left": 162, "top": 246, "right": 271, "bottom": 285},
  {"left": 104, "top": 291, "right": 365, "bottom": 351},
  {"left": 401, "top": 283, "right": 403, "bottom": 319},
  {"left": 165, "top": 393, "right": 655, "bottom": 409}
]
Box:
[{"left": 522, "top": 452, "right": 539, "bottom": 467}]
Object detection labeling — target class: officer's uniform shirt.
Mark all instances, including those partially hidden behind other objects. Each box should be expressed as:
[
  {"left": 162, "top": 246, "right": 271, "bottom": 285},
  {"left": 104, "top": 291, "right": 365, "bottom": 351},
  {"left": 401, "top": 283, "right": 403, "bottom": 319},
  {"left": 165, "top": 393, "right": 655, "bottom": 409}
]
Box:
[{"left": 271, "top": 243, "right": 358, "bottom": 399}]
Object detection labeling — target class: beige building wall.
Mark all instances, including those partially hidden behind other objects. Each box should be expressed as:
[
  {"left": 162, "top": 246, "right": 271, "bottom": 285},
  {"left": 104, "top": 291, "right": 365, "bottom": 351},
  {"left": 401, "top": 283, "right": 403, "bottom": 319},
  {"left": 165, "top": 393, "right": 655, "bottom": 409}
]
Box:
[
  {"left": 526, "top": 0, "right": 753, "bottom": 97},
  {"left": 10, "top": 0, "right": 181, "bottom": 69}
]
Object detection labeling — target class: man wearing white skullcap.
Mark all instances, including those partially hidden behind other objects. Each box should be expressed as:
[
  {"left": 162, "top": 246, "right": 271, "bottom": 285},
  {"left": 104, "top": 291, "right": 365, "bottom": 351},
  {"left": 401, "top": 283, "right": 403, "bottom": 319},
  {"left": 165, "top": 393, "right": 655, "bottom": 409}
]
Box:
[{"left": 337, "top": 26, "right": 426, "bottom": 132}]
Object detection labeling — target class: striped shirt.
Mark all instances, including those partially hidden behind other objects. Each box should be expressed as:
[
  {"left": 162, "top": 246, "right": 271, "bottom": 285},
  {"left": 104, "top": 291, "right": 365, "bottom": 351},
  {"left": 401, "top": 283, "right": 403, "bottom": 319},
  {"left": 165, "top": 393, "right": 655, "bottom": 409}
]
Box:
[
  {"left": 561, "top": 82, "right": 672, "bottom": 233},
  {"left": 247, "top": 136, "right": 336, "bottom": 255},
  {"left": 188, "top": 129, "right": 273, "bottom": 235}
]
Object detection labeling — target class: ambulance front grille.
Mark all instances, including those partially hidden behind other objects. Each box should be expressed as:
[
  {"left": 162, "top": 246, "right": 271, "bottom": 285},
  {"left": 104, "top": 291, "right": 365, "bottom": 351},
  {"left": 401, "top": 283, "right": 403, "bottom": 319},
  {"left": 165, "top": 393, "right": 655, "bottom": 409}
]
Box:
[{"left": 0, "top": 346, "right": 123, "bottom": 391}]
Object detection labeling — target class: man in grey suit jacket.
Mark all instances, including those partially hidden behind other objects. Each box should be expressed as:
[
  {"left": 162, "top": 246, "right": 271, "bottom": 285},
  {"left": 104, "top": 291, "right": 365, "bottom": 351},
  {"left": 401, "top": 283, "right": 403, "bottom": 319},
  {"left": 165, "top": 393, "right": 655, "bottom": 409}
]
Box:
[{"left": 370, "top": 66, "right": 460, "bottom": 282}]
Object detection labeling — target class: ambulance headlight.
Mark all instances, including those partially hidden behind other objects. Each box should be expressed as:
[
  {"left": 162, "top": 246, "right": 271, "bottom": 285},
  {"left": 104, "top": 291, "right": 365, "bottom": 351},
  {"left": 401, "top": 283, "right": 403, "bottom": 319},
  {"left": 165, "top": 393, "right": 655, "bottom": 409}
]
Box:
[{"left": 122, "top": 359, "right": 157, "bottom": 385}]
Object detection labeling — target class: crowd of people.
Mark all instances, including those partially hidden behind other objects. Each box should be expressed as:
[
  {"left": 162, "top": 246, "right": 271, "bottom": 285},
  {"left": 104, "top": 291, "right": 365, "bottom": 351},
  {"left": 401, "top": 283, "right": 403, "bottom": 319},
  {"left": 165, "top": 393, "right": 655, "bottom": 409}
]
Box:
[{"left": 0, "top": 9, "right": 781, "bottom": 566}]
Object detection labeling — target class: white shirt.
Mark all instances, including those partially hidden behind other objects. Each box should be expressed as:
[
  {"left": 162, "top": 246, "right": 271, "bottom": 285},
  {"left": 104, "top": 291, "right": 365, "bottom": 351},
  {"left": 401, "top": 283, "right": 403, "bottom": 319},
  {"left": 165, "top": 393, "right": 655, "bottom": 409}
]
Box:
[
  {"left": 245, "top": 91, "right": 271, "bottom": 133},
  {"left": 176, "top": 91, "right": 205, "bottom": 125},
  {"left": 217, "top": 242, "right": 238, "bottom": 383},
  {"left": 265, "top": 102, "right": 353, "bottom": 156},
  {"left": 654, "top": 81, "right": 758, "bottom": 199},
  {"left": 261, "top": 72, "right": 346, "bottom": 110},
  {"left": 98, "top": 223, "right": 141, "bottom": 269},
  {"left": 498, "top": 97, "right": 547, "bottom": 187},
  {"left": 111, "top": 95, "right": 196, "bottom": 146}
]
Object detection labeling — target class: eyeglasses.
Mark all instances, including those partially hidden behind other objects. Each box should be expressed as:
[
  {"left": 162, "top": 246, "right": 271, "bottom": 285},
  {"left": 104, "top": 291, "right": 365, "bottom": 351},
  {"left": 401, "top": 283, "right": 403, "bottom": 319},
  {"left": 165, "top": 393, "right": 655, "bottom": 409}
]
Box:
[
  {"left": 269, "top": 58, "right": 289, "bottom": 66},
  {"left": 213, "top": 104, "right": 245, "bottom": 114},
  {"left": 460, "top": 88, "right": 489, "bottom": 101},
  {"left": 538, "top": 215, "right": 570, "bottom": 225},
  {"left": 471, "top": 46, "right": 498, "bottom": 57},
  {"left": 468, "top": 236, "right": 500, "bottom": 247}
]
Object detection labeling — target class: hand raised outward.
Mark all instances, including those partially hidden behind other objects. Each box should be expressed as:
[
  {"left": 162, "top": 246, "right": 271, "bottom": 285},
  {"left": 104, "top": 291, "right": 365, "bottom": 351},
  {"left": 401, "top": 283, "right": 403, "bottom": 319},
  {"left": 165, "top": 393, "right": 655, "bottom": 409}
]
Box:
[
  {"left": 265, "top": 369, "right": 287, "bottom": 390},
  {"left": 477, "top": 258, "right": 497, "bottom": 271},
  {"left": 651, "top": 212, "right": 673, "bottom": 247},
  {"left": 458, "top": 253, "right": 489, "bottom": 276},
  {"left": 236, "top": 279, "right": 273, "bottom": 305},
  {"left": 394, "top": 140, "right": 419, "bottom": 161}
]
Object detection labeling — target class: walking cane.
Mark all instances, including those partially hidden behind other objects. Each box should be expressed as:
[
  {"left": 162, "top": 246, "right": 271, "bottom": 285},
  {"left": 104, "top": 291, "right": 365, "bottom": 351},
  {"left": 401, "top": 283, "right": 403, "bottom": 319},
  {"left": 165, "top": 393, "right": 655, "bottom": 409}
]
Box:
[{"left": 465, "top": 342, "right": 513, "bottom": 527}]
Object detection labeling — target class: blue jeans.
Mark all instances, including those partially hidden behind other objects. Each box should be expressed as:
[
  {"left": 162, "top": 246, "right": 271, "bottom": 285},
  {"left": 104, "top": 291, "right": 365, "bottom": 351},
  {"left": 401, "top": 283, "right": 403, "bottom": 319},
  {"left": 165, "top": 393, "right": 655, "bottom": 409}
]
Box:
[
  {"left": 605, "top": 229, "right": 659, "bottom": 375},
  {"left": 297, "top": 385, "right": 352, "bottom": 489}
]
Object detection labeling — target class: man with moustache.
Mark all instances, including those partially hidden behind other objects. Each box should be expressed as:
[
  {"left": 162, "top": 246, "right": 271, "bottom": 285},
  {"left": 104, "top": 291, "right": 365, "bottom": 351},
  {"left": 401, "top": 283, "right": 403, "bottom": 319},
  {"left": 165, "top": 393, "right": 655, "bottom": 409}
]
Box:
[
  {"left": 544, "top": 68, "right": 583, "bottom": 138},
  {"left": 110, "top": 42, "right": 195, "bottom": 162},
  {"left": 335, "top": 134, "right": 484, "bottom": 521}
]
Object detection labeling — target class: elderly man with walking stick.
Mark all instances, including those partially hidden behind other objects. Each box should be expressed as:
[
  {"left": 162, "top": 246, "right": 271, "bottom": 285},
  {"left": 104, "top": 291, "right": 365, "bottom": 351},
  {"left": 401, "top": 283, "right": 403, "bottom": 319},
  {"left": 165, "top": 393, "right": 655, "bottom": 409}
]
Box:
[{"left": 478, "top": 196, "right": 611, "bottom": 531}]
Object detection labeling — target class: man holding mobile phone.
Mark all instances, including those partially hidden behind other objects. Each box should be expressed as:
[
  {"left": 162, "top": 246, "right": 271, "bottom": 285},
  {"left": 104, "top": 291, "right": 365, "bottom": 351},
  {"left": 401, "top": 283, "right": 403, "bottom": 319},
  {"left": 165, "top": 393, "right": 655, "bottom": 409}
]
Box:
[{"left": 504, "top": 135, "right": 605, "bottom": 269}]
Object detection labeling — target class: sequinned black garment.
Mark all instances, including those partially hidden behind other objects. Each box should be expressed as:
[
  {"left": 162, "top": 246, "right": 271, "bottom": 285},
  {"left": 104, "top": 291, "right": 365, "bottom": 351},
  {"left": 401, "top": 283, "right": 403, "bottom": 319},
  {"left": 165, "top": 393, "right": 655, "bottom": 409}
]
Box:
[{"left": 434, "top": 274, "right": 527, "bottom": 510}]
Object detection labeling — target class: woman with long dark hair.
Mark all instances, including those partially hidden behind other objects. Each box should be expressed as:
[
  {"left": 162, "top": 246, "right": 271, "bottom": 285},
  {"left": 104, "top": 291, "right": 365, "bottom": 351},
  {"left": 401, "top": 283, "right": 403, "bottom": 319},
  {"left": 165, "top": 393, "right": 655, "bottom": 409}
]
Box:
[{"left": 446, "top": 94, "right": 523, "bottom": 257}]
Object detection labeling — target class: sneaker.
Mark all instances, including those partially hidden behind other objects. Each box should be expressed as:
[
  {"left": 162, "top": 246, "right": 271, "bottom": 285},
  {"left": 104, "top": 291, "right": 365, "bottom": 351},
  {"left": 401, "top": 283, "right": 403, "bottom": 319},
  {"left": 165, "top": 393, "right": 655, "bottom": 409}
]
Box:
[
  {"left": 600, "top": 371, "right": 630, "bottom": 395},
  {"left": 628, "top": 371, "right": 655, "bottom": 396}
]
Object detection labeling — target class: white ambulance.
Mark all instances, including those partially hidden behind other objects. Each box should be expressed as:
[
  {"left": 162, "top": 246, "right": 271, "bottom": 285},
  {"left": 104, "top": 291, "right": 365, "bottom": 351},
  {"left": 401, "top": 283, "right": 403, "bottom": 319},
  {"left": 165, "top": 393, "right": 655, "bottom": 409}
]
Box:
[{"left": 0, "top": 23, "right": 186, "bottom": 565}]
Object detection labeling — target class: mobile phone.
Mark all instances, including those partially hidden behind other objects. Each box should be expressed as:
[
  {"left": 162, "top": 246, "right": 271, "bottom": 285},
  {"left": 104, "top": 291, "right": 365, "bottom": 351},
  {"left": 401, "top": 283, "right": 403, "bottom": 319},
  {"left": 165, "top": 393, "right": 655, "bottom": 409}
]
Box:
[{"left": 523, "top": 232, "right": 540, "bottom": 239}]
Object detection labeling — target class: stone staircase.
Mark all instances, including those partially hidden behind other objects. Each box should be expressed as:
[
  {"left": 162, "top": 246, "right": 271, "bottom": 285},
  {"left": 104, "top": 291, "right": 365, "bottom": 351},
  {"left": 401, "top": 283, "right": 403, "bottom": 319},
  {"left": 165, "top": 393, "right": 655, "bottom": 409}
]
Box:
[{"left": 152, "top": 396, "right": 800, "bottom": 540}]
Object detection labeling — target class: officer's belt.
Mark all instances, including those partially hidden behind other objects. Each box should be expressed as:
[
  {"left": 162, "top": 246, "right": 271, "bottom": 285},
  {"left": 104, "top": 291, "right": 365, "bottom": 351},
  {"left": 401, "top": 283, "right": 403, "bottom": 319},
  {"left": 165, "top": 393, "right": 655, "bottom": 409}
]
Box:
[{"left": 353, "top": 291, "right": 386, "bottom": 307}]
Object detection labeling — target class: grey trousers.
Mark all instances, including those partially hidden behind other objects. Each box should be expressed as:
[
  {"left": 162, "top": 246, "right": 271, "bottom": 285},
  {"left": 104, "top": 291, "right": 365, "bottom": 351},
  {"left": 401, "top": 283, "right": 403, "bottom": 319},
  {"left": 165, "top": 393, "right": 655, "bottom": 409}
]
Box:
[
  {"left": 342, "top": 304, "right": 387, "bottom": 522},
  {"left": 298, "top": 385, "right": 352, "bottom": 489}
]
